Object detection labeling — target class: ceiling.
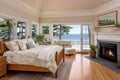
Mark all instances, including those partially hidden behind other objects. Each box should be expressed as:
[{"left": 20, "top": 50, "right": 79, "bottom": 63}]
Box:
[
  {"left": 22, "top": 0, "right": 112, "bottom": 12},
  {"left": 22, "top": 0, "right": 42, "bottom": 11}
]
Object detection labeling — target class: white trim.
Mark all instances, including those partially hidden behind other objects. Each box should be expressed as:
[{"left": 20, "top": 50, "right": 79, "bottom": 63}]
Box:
[
  {"left": 0, "top": 12, "right": 28, "bottom": 22},
  {"left": 0, "top": 0, "right": 40, "bottom": 17},
  {"left": 40, "top": 10, "right": 94, "bottom": 18},
  {"left": 40, "top": 22, "right": 93, "bottom": 25},
  {"left": 97, "top": 32, "right": 120, "bottom": 35}
]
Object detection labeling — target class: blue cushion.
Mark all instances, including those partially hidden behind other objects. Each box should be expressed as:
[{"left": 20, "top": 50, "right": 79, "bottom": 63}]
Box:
[{"left": 26, "top": 42, "right": 35, "bottom": 49}]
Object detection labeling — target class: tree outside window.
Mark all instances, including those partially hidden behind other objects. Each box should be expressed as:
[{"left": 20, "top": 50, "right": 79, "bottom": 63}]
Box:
[
  {"left": 32, "top": 24, "right": 37, "bottom": 38},
  {"left": 53, "top": 24, "right": 73, "bottom": 40},
  {"left": 17, "top": 22, "right": 26, "bottom": 39},
  {"left": 42, "top": 26, "right": 49, "bottom": 34},
  {"left": 0, "top": 18, "right": 13, "bottom": 40}
]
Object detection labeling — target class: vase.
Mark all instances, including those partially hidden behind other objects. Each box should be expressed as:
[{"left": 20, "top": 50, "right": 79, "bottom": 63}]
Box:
[{"left": 90, "top": 50, "right": 96, "bottom": 58}]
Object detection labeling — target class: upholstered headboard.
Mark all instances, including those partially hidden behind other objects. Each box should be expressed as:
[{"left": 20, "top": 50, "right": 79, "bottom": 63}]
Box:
[{"left": 0, "top": 38, "right": 8, "bottom": 55}]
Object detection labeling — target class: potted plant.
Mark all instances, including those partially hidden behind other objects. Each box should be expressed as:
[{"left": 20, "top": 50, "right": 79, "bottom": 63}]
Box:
[
  {"left": 33, "top": 34, "right": 45, "bottom": 45},
  {"left": 89, "top": 44, "right": 98, "bottom": 58},
  {"left": 115, "top": 23, "right": 120, "bottom": 30}
]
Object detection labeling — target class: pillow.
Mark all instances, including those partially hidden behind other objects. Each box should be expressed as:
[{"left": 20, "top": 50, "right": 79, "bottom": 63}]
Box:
[
  {"left": 27, "top": 38, "right": 36, "bottom": 46},
  {"left": 27, "top": 38, "right": 34, "bottom": 42},
  {"left": 21, "top": 39, "right": 28, "bottom": 44},
  {"left": 5, "top": 41, "right": 19, "bottom": 51},
  {"left": 26, "top": 42, "right": 35, "bottom": 49},
  {"left": 17, "top": 40, "right": 27, "bottom": 50}
]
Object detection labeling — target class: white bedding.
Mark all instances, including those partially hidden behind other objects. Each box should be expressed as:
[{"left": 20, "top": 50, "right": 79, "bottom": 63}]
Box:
[{"left": 3, "top": 45, "right": 62, "bottom": 73}]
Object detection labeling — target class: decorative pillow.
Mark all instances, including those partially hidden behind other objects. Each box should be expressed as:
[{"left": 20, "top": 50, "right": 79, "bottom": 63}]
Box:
[
  {"left": 21, "top": 39, "right": 28, "bottom": 44},
  {"left": 26, "top": 42, "right": 35, "bottom": 49},
  {"left": 5, "top": 41, "right": 19, "bottom": 51},
  {"left": 17, "top": 40, "right": 27, "bottom": 50},
  {"left": 27, "top": 38, "right": 36, "bottom": 46}
]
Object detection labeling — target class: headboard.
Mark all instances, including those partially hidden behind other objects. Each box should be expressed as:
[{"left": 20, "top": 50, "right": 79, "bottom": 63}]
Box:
[{"left": 0, "top": 38, "right": 8, "bottom": 56}]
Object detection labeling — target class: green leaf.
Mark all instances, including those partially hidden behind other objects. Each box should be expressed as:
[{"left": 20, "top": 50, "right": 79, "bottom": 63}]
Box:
[{"left": 90, "top": 44, "right": 98, "bottom": 51}]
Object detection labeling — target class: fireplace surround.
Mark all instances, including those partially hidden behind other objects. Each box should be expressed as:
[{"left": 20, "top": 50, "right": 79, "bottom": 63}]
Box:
[{"left": 98, "top": 40, "right": 120, "bottom": 62}]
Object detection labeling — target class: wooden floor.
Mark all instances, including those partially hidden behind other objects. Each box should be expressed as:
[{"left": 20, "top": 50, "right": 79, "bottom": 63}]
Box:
[
  {"left": 1, "top": 53, "right": 120, "bottom": 80},
  {"left": 67, "top": 53, "right": 120, "bottom": 80}
]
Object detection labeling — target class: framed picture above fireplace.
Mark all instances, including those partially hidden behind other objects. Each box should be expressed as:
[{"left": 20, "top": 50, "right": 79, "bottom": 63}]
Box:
[{"left": 97, "top": 11, "right": 117, "bottom": 28}]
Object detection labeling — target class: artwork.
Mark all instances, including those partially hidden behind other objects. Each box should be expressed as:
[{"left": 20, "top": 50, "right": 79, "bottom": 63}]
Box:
[{"left": 98, "top": 11, "right": 117, "bottom": 27}]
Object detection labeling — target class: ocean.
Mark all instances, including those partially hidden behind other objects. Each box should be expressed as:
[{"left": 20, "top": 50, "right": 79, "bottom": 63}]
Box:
[{"left": 54, "top": 34, "right": 90, "bottom": 45}]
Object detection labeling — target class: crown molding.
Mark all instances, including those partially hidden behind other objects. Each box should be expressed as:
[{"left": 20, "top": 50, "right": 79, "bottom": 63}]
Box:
[
  {"left": 0, "top": 12, "right": 28, "bottom": 22},
  {"left": 0, "top": 0, "right": 40, "bottom": 17},
  {"left": 40, "top": 10, "right": 94, "bottom": 18},
  {"left": 40, "top": 0, "right": 120, "bottom": 18},
  {"left": 0, "top": 0, "right": 119, "bottom": 18}
]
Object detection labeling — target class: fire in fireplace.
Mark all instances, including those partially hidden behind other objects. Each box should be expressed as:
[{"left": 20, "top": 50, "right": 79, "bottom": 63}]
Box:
[
  {"left": 104, "top": 48, "right": 115, "bottom": 57},
  {"left": 107, "top": 49, "right": 114, "bottom": 56},
  {"left": 99, "top": 42, "right": 117, "bottom": 62}
]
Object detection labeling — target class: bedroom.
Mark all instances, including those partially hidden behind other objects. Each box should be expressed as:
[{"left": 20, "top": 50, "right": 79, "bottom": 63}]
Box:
[{"left": 0, "top": 0, "right": 120, "bottom": 80}]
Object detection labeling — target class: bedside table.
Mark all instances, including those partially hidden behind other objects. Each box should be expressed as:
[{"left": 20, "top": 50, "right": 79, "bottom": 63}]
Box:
[{"left": 0, "top": 56, "right": 6, "bottom": 77}]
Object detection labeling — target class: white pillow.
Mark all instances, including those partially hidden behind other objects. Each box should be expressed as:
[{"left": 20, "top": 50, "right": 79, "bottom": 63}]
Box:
[
  {"left": 5, "top": 41, "right": 19, "bottom": 51},
  {"left": 21, "top": 39, "right": 28, "bottom": 44},
  {"left": 17, "top": 40, "right": 27, "bottom": 50}
]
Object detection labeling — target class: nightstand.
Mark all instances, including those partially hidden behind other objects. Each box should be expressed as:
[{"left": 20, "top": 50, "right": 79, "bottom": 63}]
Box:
[{"left": 0, "top": 56, "right": 6, "bottom": 77}]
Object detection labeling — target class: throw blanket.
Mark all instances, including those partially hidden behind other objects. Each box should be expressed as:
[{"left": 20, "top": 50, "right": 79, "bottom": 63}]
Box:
[
  {"left": 3, "top": 45, "right": 62, "bottom": 73},
  {"left": 37, "top": 45, "right": 62, "bottom": 73},
  {"left": 37, "top": 45, "right": 62, "bottom": 61}
]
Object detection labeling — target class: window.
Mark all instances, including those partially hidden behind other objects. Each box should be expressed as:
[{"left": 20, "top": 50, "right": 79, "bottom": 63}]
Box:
[
  {"left": 82, "top": 25, "right": 90, "bottom": 50},
  {"left": 42, "top": 26, "right": 49, "bottom": 34},
  {"left": 0, "top": 17, "right": 13, "bottom": 40},
  {"left": 32, "top": 24, "right": 37, "bottom": 38},
  {"left": 53, "top": 24, "right": 90, "bottom": 51},
  {"left": 53, "top": 24, "right": 73, "bottom": 40},
  {"left": 17, "top": 21, "right": 26, "bottom": 39}
]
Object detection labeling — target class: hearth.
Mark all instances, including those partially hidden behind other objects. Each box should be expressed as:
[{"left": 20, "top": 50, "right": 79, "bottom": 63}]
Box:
[{"left": 98, "top": 42, "right": 117, "bottom": 62}]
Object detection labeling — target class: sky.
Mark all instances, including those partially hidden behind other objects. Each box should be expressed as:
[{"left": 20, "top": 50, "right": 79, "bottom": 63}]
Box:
[
  {"left": 0, "top": 18, "right": 4, "bottom": 21},
  {"left": 65, "top": 24, "right": 89, "bottom": 34},
  {"left": 66, "top": 25, "right": 81, "bottom": 34}
]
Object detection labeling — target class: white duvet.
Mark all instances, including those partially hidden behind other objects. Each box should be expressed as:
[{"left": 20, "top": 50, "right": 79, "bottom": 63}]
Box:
[{"left": 3, "top": 45, "right": 62, "bottom": 73}]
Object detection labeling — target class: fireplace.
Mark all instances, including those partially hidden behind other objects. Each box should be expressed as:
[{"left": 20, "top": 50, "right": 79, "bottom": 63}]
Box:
[{"left": 98, "top": 41, "right": 117, "bottom": 62}]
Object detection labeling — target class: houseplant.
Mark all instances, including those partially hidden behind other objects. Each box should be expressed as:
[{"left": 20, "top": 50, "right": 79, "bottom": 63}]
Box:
[
  {"left": 89, "top": 44, "right": 98, "bottom": 58},
  {"left": 115, "top": 23, "right": 120, "bottom": 29},
  {"left": 33, "top": 34, "right": 45, "bottom": 45}
]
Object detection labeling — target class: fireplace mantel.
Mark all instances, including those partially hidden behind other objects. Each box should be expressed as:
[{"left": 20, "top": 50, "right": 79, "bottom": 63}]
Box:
[
  {"left": 98, "top": 39, "right": 120, "bottom": 43},
  {"left": 94, "top": 32, "right": 120, "bottom": 35},
  {"left": 94, "top": 32, "right": 120, "bottom": 45}
]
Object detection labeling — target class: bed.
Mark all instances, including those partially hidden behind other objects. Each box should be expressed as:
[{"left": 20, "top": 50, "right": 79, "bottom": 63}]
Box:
[{"left": 0, "top": 38, "right": 65, "bottom": 78}]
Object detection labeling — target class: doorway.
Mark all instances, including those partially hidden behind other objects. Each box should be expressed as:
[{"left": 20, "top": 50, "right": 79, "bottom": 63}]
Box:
[{"left": 53, "top": 24, "right": 90, "bottom": 52}]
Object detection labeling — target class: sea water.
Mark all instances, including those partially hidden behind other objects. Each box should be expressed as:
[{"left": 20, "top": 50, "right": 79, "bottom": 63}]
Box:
[{"left": 54, "top": 34, "right": 90, "bottom": 45}]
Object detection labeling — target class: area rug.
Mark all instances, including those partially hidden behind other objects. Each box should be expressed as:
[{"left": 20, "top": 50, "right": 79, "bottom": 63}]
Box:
[
  {"left": 85, "top": 56, "right": 120, "bottom": 72},
  {"left": 10, "top": 60, "right": 73, "bottom": 80}
]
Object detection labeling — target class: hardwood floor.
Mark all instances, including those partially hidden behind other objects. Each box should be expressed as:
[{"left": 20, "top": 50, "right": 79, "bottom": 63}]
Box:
[
  {"left": 1, "top": 53, "right": 120, "bottom": 80},
  {"left": 67, "top": 53, "right": 120, "bottom": 80}
]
